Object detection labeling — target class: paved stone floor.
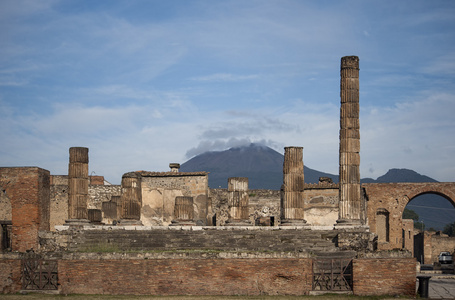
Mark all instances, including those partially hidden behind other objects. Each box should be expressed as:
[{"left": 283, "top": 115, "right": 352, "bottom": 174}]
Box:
[{"left": 420, "top": 276, "right": 455, "bottom": 299}]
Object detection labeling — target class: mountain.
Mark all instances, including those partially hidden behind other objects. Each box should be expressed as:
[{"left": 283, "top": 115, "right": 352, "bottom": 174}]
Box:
[
  {"left": 180, "top": 143, "right": 338, "bottom": 189},
  {"left": 361, "top": 168, "right": 437, "bottom": 183}
]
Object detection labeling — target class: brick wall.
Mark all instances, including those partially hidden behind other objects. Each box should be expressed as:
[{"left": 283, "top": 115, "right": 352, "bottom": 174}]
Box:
[
  {"left": 353, "top": 258, "right": 416, "bottom": 296},
  {"left": 0, "top": 253, "right": 417, "bottom": 296},
  {"left": 363, "top": 182, "right": 455, "bottom": 251},
  {"left": 0, "top": 259, "right": 21, "bottom": 293},
  {"left": 58, "top": 257, "right": 312, "bottom": 295},
  {"left": 0, "top": 167, "right": 50, "bottom": 252}
]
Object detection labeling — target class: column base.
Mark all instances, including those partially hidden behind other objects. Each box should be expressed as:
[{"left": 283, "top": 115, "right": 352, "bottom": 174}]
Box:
[
  {"left": 118, "top": 219, "right": 143, "bottom": 226},
  {"left": 280, "top": 219, "right": 308, "bottom": 227},
  {"left": 64, "top": 219, "right": 90, "bottom": 226},
  {"left": 224, "top": 219, "right": 251, "bottom": 226},
  {"left": 170, "top": 220, "right": 196, "bottom": 226},
  {"left": 334, "top": 219, "right": 367, "bottom": 230}
]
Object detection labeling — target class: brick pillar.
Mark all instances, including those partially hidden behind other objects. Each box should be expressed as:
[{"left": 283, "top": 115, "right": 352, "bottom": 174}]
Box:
[
  {"left": 171, "top": 196, "right": 196, "bottom": 226},
  {"left": 281, "top": 147, "right": 307, "bottom": 226},
  {"left": 119, "top": 172, "right": 143, "bottom": 226},
  {"left": 226, "top": 177, "right": 250, "bottom": 225},
  {"left": 66, "top": 147, "right": 90, "bottom": 225},
  {"left": 336, "top": 56, "right": 362, "bottom": 226},
  {"left": 0, "top": 167, "right": 50, "bottom": 252}
]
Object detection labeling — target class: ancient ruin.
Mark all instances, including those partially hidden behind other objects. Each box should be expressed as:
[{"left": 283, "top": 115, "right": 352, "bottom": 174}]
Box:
[{"left": 1, "top": 56, "right": 454, "bottom": 296}]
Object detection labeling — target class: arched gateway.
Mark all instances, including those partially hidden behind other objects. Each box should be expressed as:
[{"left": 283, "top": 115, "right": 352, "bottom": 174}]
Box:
[{"left": 363, "top": 182, "right": 455, "bottom": 250}]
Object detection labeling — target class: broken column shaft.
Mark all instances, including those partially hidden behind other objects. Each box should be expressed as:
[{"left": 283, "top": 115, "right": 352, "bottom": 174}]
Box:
[
  {"left": 337, "top": 56, "right": 362, "bottom": 225},
  {"left": 171, "top": 196, "right": 195, "bottom": 226},
  {"left": 281, "top": 146, "right": 306, "bottom": 225},
  {"left": 120, "top": 172, "right": 143, "bottom": 225},
  {"left": 66, "top": 147, "right": 90, "bottom": 224},
  {"left": 226, "top": 177, "right": 250, "bottom": 225}
]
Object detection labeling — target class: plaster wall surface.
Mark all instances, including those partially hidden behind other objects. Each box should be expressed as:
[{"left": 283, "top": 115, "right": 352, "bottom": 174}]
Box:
[
  {"left": 303, "top": 185, "right": 339, "bottom": 226},
  {"left": 140, "top": 172, "right": 209, "bottom": 226}
]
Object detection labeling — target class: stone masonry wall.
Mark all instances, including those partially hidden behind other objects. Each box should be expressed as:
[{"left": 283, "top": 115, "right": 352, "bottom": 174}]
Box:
[
  {"left": 210, "top": 186, "right": 339, "bottom": 227},
  {"left": 140, "top": 173, "right": 209, "bottom": 226},
  {"left": 424, "top": 231, "right": 455, "bottom": 264},
  {"left": 50, "top": 175, "right": 121, "bottom": 229},
  {"left": 353, "top": 258, "right": 416, "bottom": 296}
]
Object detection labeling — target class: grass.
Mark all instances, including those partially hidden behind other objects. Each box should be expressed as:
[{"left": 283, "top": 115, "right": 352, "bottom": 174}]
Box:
[{"left": 1, "top": 294, "right": 415, "bottom": 300}]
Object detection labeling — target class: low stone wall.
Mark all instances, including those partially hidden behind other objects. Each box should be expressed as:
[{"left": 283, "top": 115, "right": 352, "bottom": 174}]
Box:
[{"left": 353, "top": 258, "right": 416, "bottom": 296}]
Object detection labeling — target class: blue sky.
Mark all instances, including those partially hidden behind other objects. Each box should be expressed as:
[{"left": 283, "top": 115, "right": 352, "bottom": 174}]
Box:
[{"left": 1, "top": 0, "right": 454, "bottom": 184}]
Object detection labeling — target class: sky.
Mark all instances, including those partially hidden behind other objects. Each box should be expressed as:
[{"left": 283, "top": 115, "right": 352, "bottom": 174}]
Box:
[{"left": 1, "top": 0, "right": 454, "bottom": 185}]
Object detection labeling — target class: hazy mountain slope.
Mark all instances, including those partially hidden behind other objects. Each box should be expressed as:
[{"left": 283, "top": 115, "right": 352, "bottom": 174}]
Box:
[{"left": 180, "top": 143, "right": 338, "bottom": 189}]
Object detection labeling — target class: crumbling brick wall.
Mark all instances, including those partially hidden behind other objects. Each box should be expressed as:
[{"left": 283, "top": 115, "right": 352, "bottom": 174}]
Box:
[
  {"left": 58, "top": 256, "right": 312, "bottom": 295},
  {"left": 353, "top": 258, "right": 416, "bottom": 296},
  {"left": 0, "top": 259, "right": 21, "bottom": 294},
  {"left": 0, "top": 167, "right": 50, "bottom": 252}
]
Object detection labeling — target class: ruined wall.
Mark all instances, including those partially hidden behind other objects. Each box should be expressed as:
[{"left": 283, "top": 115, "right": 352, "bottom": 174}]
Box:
[
  {"left": 353, "top": 258, "right": 416, "bottom": 296},
  {"left": 364, "top": 182, "right": 455, "bottom": 251},
  {"left": 210, "top": 186, "right": 338, "bottom": 227},
  {"left": 0, "top": 259, "right": 21, "bottom": 294},
  {"left": 140, "top": 172, "right": 209, "bottom": 226},
  {"left": 303, "top": 184, "right": 339, "bottom": 227},
  {"left": 210, "top": 189, "right": 280, "bottom": 226},
  {"left": 423, "top": 231, "right": 455, "bottom": 264},
  {"left": 402, "top": 219, "right": 414, "bottom": 256},
  {"left": 50, "top": 175, "right": 121, "bottom": 229},
  {"left": 0, "top": 167, "right": 50, "bottom": 252}
]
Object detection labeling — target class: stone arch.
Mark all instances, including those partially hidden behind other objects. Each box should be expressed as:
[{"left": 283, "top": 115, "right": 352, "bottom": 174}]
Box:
[{"left": 364, "top": 182, "right": 455, "bottom": 251}]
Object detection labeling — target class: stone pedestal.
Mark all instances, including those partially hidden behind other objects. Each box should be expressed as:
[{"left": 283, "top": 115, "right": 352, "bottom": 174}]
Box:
[
  {"left": 225, "top": 177, "right": 250, "bottom": 226},
  {"left": 281, "top": 147, "right": 307, "bottom": 226},
  {"left": 65, "top": 147, "right": 90, "bottom": 225}
]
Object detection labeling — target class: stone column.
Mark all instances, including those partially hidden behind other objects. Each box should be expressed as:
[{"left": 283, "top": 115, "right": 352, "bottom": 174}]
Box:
[
  {"left": 119, "top": 172, "right": 143, "bottom": 226},
  {"left": 226, "top": 177, "right": 250, "bottom": 225},
  {"left": 281, "top": 146, "right": 306, "bottom": 225},
  {"left": 66, "top": 147, "right": 90, "bottom": 225},
  {"left": 337, "top": 56, "right": 362, "bottom": 226},
  {"left": 171, "top": 196, "right": 195, "bottom": 226}
]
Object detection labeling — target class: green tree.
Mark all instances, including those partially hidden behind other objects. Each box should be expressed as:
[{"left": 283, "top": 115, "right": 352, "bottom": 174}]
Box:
[
  {"left": 403, "top": 208, "right": 419, "bottom": 221},
  {"left": 443, "top": 222, "right": 455, "bottom": 237}
]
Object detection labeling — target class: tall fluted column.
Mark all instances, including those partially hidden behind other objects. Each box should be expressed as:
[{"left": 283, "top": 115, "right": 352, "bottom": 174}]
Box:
[
  {"left": 171, "top": 196, "right": 195, "bottom": 226},
  {"left": 337, "top": 56, "right": 362, "bottom": 225},
  {"left": 280, "top": 146, "right": 306, "bottom": 225},
  {"left": 119, "top": 172, "right": 143, "bottom": 226},
  {"left": 225, "top": 177, "right": 250, "bottom": 225},
  {"left": 65, "top": 147, "right": 90, "bottom": 225}
]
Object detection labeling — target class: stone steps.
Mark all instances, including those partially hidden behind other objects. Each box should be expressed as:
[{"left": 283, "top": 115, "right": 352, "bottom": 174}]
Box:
[{"left": 62, "top": 227, "right": 351, "bottom": 255}]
